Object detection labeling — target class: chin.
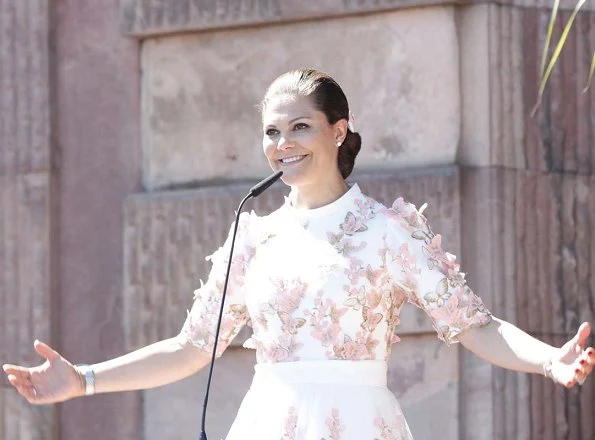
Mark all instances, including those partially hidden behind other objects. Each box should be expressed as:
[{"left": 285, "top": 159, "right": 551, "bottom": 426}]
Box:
[{"left": 277, "top": 169, "right": 308, "bottom": 188}]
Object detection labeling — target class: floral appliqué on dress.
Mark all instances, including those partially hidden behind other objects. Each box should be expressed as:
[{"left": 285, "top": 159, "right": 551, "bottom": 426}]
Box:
[{"left": 181, "top": 184, "right": 492, "bottom": 440}]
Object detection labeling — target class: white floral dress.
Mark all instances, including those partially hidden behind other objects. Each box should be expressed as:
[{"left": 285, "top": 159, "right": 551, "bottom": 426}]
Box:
[{"left": 182, "top": 183, "right": 492, "bottom": 440}]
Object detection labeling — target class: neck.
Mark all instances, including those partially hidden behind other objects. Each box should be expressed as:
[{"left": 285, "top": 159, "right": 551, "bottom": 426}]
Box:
[{"left": 289, "top": 177, "right": 349, "bottom": 210}]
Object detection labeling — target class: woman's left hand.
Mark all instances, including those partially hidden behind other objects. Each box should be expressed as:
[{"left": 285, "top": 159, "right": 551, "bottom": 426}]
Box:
[{"left": 546, "top": 322, "right": 594, "bottom": 388}]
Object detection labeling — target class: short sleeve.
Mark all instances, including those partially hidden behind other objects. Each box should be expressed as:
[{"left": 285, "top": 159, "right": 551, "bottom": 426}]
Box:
[
  {"left": 384, "top": 198, "right": 492, "bottom": 345},
  {"left": 180, "top": 212, "right": 255, "bottom": 357}
]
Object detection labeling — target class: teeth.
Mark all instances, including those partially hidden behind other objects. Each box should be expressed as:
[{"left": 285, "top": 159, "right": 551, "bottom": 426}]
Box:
[{"left": 280, "top": 155, "right": 304, "bottom": 164}]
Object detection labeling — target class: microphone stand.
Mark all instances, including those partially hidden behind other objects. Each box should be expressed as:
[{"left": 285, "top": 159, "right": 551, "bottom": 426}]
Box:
[{"left": 199, "top": 171, "right": 283, "bottom": 440}]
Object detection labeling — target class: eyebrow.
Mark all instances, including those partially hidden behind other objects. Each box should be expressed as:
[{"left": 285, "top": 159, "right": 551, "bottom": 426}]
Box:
[
  {"left": 264, "top": 116, "right": 312, "bottom": 128},
  {"left": 289, "top": 116, "right": 311, "bottom": 123}
]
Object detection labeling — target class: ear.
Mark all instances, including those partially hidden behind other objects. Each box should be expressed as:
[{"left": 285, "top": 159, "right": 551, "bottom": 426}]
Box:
[{"left": 333, "top": 119, "right": 349, "bottom": 146}]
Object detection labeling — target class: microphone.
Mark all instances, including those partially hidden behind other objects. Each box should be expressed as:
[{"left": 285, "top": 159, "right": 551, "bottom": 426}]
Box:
[
  {"left": 199, "top": 170, "right": 283, "bottom": 440},
  {"left": 249, "top": 170, "right": 283, "bottom": 197}
]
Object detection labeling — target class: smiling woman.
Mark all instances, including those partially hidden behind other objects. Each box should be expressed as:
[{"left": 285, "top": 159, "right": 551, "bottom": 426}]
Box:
[
  {"left": 260, "top": 70, "right": 362, "bottom": 209},
  {"left": 2, "top": 68, "right": 593, "bottom": 440}
]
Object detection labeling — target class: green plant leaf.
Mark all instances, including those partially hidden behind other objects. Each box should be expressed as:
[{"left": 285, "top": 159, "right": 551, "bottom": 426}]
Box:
[
  {"left": 539, "top": 0, "right": 560, "bottom": 80},
  {"left": 583, "top": 50, "right": 595, "bottom": 93},
  {"left": 532, "top": 0, "right": 586, "bottom": 116}
]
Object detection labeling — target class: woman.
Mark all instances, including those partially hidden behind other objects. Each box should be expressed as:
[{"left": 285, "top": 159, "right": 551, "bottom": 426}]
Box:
[{"left": 3, "top": 69, "right": 594, "bottom": 439}]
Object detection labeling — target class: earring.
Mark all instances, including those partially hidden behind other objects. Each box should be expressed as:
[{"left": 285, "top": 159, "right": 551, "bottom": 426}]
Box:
[{"left": 336, "top": 141, "right": 342, "bottom": 147}]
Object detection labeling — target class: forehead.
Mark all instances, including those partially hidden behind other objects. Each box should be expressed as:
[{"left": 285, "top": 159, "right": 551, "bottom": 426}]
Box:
[{"left": 262, "top": 94, "right": 323, "bottom": 125}]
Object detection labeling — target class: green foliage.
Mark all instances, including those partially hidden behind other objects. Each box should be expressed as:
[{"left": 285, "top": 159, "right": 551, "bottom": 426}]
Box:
[
  {"left": 532, "top": 0, "right": 594, "bottom": 117},
  {"left": 586, "top": 51, "right": 595, "bottom": 94}
]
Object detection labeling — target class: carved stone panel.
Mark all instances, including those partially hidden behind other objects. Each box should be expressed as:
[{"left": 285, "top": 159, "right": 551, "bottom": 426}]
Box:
[
  {"left": 458, "top": 4, "right": 595, "bottom": 174},
  {"left": 0, "top": 0, "right": 51, "bottom": 174},
  {"left": 141, "top": 8, "right": 460, "bottom": 189},
  {"left": 460, "top": 167, "right": 595, "bottom": 440},
  {"left": 120, "top": 0, "right": 595, "bottom": 37},
  {"left": 0, "top": 174, "right": 54, "bottom": 440},
  {"left": 123, "top": 168, "right": 461, "bottom": 350},
  {"left": 0, "top": 0, "right": 54, "bottom": 438},
  {"left": 122, "top": 0, "right": 460, "bottom": 36}
]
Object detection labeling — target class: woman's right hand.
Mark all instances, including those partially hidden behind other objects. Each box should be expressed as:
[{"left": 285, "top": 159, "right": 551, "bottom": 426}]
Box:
[{"left": 2, "top": 340, "right": 85, "bottom": 404}]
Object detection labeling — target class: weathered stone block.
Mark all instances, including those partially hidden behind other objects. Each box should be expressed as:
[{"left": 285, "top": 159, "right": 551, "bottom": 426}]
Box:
[
  {"left": 0, "top": 389, "right": 55, "bottom": 440},
  {"left": 144, "top": 347, "right": 255, "bottom": 440},
  {"left": 458, "top": 4, "right": 595, "bottom": 174},
  {"left": 0, "top": 0, "right": 51, "bottom": 175},
  {"left": 0, "top": 173, "right": 54, "bottom": 440},
  {"left": 389, "top": 334, "right": 459, "bottom": 440},
  {"left": 523, "top": 7, "right": 595, "bottom": 175},
  {"left": 52, "top": 0, "right": 144, "bottom": 439},
  {"left": 500, "top": 0, "right": 595, "bottom": 10},
  {"left": 122, "top": 0, "right": 462, "bottom": 37},
  {"left": 0, "top": 173, "right": 52, "bottom": 362},
  {"left": 120, "top": 0, "right": 595, "bottom": 37},
  {"left": 141, "top": 7, "right": 460, "bottom": 190},
  {"left": 460, "top": 167, "right": 595, "bottom": 440},
  {"left": 458, "top": 4, "right": 525, "bottom": 169},
  {"left": 123, "top": 168, "right": 461, "bottom": 350},
  {"left": 460, "top": 167, "right": 528, "bottom": 440}
]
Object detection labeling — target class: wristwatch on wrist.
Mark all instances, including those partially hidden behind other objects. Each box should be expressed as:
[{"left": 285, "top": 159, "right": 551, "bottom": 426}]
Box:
[{"left": 75, "top": 364, "right": 96, "bottom": 396}]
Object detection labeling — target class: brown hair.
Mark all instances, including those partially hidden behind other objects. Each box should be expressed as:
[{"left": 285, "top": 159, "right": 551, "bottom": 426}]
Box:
[{"left": 261, "top": 69, "right": 362, "bottom": 179}]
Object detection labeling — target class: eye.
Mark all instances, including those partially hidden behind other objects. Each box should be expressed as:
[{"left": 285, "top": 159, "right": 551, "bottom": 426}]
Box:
[
  {"left": 293, "top": 122, "right": 309, "bottom": 131},
  {"left": 265, "top": 128, "right": 279, "bottom": 136}
]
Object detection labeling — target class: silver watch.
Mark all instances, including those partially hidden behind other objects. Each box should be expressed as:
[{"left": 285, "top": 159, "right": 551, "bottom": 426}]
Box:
[{"left": 75, "top": 364, "right": 96, "bottom": 396}]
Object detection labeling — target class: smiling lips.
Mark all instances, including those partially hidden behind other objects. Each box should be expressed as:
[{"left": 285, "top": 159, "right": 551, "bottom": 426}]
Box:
[{"left": 279, "top": 155, "right": 307, "bottom": 165}]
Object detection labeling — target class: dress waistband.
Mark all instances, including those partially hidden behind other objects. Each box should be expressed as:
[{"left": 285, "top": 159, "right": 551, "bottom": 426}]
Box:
[{"left": 252, "top": 360, "right": 388, "bottom": 388}]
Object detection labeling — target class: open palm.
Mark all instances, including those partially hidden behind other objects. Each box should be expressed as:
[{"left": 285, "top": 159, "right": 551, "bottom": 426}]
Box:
[
  {"left": 2, "top": 340, "right": 83, "bottom": 404},
  {"left": 549, "top": 322, "right": 594, "bottom": 388}
]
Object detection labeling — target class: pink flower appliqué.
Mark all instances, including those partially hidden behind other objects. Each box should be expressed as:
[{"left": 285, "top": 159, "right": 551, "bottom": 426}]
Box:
[
  {"left": 422, "top": 235, "right": 466, "bottom": 287},
  {"left": 390, "top": 243, "right": 420, "bottom": 275},
  {"left": 282, "top": 406, "right": 298, "bottom": 440},
  {"left": 374, "top": 414, "right": 410, "bottom": 440},
  {"left": 340, "top": 211, "right": 368, "bottom": 235},
  {"left": 323, "top": 408, "right": 345, "bottom": 440},
  {"left": 354, "top": 196, "right": 377, "bottom": 220}
]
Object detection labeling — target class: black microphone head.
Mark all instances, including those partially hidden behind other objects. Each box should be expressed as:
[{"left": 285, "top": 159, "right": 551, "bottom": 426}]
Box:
[{"left": 249, "top": 171, "right": 283, "bottom": 197}]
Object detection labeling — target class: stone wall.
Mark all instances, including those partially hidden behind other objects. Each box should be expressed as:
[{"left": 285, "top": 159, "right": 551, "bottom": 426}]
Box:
[
  {"left": 52, "top": 1, "right": 143, "bottom": 439},
  {"left": 1, "top": 0, "right": 594, "bottom": 439},
  {"left": 0, "top": 1, "right": 55, "bottom": 438},
  {"left": 458, "top": 4, "right": 595, "bottom": 439},
  {"left": 140, "top": 7, "right": 460, "bottom": 190}
]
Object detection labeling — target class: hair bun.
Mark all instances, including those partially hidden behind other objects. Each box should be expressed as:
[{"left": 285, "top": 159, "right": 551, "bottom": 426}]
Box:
[{"left": 338, "top": 131, "right": 362, "bottom": 179}]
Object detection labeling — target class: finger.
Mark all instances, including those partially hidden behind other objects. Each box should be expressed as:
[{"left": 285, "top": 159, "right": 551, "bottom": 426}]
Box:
[
  {"left": 574, "top": 322, "right": 591, "bottom": 350},
  {"left": 579, "top": 349, "right": 594, "bottom": 365},
  {"left": 572, "top": 361, "right": 592, "bottom": 385},
  {"left": 3, "top": 365, "right": 33, "bottom": 379},
  {"left": 7, "top": 371, "right": 34, "bottom": 387},
  {"left": 34, "top": 340, "right": 60, "bottom": 363},
  {"left": 7, "top": 375, "right": 43, "bottom": 404},
  {"left": 7, "top": 375, "right": 34, "bottom": 398},
  {"left": 574, "top": 365, "right": 586, "bottom": 376}
]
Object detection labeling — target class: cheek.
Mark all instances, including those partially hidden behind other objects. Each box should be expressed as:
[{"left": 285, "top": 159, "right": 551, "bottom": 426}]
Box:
[{"left": 262, "top": 138, "right": 276, "bottom": 160}]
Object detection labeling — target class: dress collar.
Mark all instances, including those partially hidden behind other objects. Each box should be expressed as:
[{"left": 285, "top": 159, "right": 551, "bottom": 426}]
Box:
[{"left": 281, "top": 183, "right": 362, "bottom": 220}]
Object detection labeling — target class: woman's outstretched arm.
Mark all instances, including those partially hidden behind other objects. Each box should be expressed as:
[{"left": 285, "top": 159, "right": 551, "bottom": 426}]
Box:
[
  {"left": 457, "top": 318, "right": 593, "bottom": 388},
  {"left": 88, "top": 334, "right": 209, "bottom": 394},
  {"left": 2, "top": 334, "right": 209, "bottom": 405}
]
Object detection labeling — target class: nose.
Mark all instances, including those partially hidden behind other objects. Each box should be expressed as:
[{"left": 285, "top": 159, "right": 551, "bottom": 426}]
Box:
[{"left": 277, "top": 135, "right": 292, "bottom": 151}]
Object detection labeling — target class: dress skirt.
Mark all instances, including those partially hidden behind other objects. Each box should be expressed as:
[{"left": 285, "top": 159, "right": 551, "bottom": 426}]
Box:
[{"left": 226, "top": 360, "right": 413, "bottom": 440}]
